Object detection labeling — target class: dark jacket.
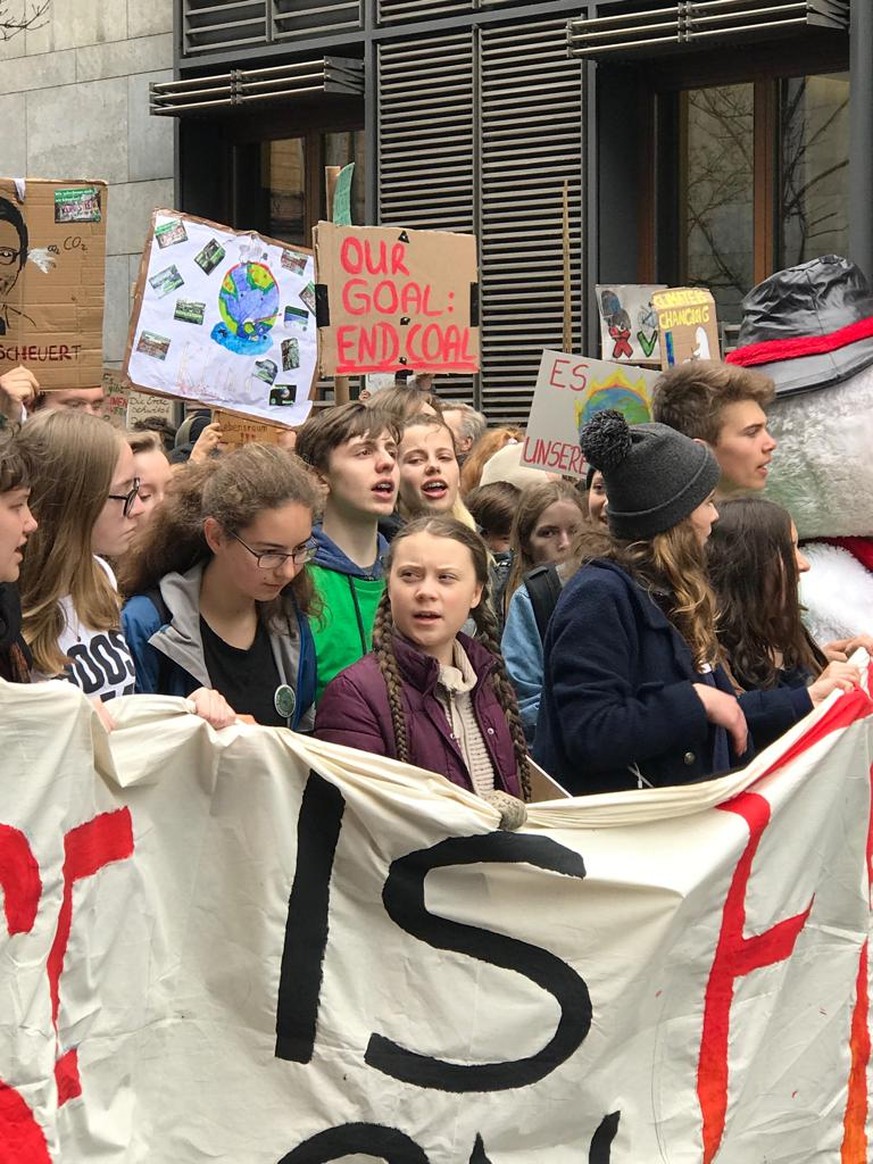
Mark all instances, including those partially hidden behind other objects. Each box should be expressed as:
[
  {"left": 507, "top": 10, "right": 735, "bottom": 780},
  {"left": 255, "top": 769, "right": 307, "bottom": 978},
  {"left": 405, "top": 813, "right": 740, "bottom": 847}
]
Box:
[
  {"left": 534, "top": 560, "right": 810, "bottom": 795},
  {"left": 314, "top": 631, "right": 522, "bottom": 798},
  {"left": 121, "top": 562, "right": 317, "bottom": 731},
  {"left": 0, "top": 583, "right": 30, "bottom": 683}
]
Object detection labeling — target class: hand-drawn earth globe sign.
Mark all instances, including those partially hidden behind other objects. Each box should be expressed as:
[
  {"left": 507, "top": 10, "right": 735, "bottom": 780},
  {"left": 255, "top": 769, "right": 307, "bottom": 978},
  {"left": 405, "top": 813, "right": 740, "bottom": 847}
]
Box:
[{"left": 210, "top": 261, "right": 280, "bottom": 356}]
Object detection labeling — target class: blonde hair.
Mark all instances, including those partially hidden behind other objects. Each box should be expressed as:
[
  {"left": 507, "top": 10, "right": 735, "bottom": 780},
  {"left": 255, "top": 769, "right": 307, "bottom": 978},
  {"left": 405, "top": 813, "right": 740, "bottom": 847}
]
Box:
[
  {"left": 615, "top": 519, "right": 720, "bottom": 670},
  {"left": 17, "top": 411, "right": 126, "bottom": 674},
  {"left": 397, "top": 413, "right": 477, "bottom": 530}
]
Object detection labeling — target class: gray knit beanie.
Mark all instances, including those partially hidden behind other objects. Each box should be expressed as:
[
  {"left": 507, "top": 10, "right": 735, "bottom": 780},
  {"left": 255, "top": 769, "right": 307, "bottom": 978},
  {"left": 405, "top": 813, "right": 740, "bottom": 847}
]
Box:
[{"left": 579, "top": 409, "right": 719, "bottom": 540}]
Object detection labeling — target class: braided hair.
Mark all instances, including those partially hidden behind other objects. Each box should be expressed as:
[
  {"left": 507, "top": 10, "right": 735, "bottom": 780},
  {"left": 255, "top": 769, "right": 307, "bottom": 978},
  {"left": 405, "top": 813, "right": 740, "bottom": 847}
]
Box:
[{"left": 373, "top": 515, "right": 531, "bottom": 801}]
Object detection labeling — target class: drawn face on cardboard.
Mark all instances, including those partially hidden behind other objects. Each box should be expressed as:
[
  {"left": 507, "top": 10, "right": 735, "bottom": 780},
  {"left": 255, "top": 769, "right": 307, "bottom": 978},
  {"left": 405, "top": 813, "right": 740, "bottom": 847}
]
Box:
[{"left": 0, "top": 209, "right": 25, "bottom": 301}]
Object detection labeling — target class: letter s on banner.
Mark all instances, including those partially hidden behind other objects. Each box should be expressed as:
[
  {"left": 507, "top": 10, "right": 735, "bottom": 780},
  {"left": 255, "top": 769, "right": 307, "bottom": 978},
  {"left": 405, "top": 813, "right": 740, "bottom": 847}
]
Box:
[
  {"left": 0, "top": 825, "right": 51, "bottom": 1163},
  {"left": 365, "top": 832, "right": 591, "bottom": 1091}
]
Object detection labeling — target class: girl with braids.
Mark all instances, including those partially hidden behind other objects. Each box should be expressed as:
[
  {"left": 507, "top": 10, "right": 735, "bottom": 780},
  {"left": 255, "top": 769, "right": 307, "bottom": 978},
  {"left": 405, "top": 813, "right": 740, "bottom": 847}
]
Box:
[
  {"left": 707, "top": 497, "right": 864, "bottom": 696},
  {"left": 315, "top": 515, "right": 530, "bottom": 802},
  {"left": 120, "top": 444, "right": 319, "bottom": 730},
  {"left": 534, "top": 411, "right": 856, "bottom": 795}
]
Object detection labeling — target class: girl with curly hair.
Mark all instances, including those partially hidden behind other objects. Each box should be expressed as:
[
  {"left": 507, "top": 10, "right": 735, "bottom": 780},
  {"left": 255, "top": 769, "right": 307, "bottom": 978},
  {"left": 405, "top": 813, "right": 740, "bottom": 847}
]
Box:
[
  {"left": 315, "top": 515, "right": 530, "bottom": 803},
  {"left": 534, "top": 411, "right": 855, "bottom": 794},
  {"left": 120, "top": 444, "right": 320, "bottom": 729}
]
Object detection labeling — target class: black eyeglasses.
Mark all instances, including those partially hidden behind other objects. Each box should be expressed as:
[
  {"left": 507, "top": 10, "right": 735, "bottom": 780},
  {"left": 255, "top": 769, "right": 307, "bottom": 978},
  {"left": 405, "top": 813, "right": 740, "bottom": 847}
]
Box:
[
  {"left": 107, "top": 477, "right": 141, "bottom": 518},
  {"left": 0, "top": 247, "right": 21, "bottom": 267},
  {"left": 229, "top": 530, "right": 316, "bottom": 569}
]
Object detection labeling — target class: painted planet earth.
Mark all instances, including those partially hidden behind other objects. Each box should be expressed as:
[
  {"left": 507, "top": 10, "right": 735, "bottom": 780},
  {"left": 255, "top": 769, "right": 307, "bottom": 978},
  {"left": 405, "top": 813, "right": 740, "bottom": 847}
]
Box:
[
  {"left": 576, "top": 387, "right": 651, "bottom": 430},
  {"left": 211, "top": 261, "right": 279, "bottom": 355}
]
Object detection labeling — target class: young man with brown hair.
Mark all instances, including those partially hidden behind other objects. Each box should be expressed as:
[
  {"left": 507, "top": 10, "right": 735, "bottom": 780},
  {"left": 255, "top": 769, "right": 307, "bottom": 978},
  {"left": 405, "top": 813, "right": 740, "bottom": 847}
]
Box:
[
  {"left": 651, "top": 360, "right": 777, "bottom": 496},
  {"left": 296, "top": 402, "right": 400, "bottom": 702}
]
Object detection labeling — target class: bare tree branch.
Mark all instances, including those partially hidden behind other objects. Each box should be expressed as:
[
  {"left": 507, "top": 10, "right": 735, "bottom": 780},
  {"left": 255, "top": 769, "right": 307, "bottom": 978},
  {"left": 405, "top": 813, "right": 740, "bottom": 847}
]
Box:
[{"left": 0, "top": 1, "right": 50, "bottom": 39}]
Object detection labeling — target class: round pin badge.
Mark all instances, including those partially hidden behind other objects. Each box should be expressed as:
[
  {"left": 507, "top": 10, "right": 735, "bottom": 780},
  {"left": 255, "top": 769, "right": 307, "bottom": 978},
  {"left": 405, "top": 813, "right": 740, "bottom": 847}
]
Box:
[{"left": 274, "top": 684, "right": 296, "bottom": 723}]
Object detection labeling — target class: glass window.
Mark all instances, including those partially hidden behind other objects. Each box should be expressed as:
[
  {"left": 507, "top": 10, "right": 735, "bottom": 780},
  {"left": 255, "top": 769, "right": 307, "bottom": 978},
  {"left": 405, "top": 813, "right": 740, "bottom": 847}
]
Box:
[
  {"left": 681, "top": 84, "right": 754, "bottom": 325},
  {"left": 323, "top": 130, "right": 366, "bottom": 224},
  {"left": 262, "top": 138, "right": 306, "bottom": 245},
  {"left": 779, "top": 72, "right": 849, "bottom": 267}
]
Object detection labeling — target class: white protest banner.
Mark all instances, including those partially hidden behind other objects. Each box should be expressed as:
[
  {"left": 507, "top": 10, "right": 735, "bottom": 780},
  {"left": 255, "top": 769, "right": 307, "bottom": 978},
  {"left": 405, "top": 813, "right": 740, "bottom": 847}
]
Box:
[
  {"left": 314, "top": 222, "right": 480, "bottom": 376},
  {"left": 596, "top": 284, "right": 665, "bottom": 364},
  {"left": 1, "top": 674, "right": 873, "bottom": 1161},
  {"left": 521, "top": 350, "right": 660, "bottom": 478},
  {"left": 124, "top": 210, "right": 317, "bottom": 427}
]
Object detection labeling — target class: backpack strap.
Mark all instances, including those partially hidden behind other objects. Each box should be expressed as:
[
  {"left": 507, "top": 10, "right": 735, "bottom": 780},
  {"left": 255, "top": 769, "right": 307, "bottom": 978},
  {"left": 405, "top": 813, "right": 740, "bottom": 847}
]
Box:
[{"left": 524, "top": 564, "right": 563, "bottom": 643}]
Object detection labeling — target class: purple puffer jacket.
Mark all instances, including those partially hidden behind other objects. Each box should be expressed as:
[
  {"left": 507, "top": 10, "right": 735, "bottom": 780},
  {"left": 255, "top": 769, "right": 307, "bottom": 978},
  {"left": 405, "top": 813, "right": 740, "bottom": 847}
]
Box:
[{"left": 314, "top": 631, "right": 522, "bottom": 798}]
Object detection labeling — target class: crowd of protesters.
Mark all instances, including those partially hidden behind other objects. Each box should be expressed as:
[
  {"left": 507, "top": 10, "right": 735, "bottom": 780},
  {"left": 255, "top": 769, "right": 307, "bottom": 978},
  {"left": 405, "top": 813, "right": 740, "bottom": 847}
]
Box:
[{"left": 0, "top": 358, "right": 868, "bottom": 812}]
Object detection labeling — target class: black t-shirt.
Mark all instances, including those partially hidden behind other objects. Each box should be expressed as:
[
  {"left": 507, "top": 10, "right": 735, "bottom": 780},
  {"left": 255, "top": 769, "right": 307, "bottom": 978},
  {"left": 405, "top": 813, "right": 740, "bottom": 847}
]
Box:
[{"left": 199, "top": 615, "right": 284, "bottom": 726}]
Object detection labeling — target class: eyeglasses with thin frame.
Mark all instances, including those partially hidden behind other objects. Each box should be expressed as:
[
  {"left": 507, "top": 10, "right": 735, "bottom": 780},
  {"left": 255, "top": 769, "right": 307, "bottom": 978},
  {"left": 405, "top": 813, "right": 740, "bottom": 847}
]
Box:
[
  {"left": 107, "top": 477, "right": 141, "bottom": 518},
  {"left": 228, "top": 529, "right": 316, "bottom": 570}
]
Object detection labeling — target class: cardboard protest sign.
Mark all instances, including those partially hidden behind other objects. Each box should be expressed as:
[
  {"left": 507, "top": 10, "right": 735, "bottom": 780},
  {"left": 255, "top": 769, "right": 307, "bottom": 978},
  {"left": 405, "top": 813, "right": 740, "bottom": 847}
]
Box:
[
  {"left": 0, "top": 178, "right": 106, "bottom": 389},
  {"left": 521, "top": 349, "right": 660, "bottom": 477},
  {"left": 124, "top": 210, "right": 317, "bottom": 428},
  {"left": 596, "top": 284, "right": 665, "bottom": 363},
  {"left": 651, "top": 286, "right": 720, "bottom": 368},
  {"left": 213, "top": 408, "right": 289, "bottom": 447},
  {"left": 2, "top": 672, "right": 873, "bottom": 1161},
  {"left": 101, "top": 367, "right": 129, "bottom": 427},
  {"left": 314, "top": 222, "right": 480, "bottom": 376}
]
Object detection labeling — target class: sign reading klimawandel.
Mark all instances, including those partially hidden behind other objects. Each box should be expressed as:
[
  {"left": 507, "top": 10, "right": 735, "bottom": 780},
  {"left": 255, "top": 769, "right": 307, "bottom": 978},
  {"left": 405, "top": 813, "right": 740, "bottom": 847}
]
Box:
[{"left": 2, "top": 674, "right": 873, "bottom": 1162}]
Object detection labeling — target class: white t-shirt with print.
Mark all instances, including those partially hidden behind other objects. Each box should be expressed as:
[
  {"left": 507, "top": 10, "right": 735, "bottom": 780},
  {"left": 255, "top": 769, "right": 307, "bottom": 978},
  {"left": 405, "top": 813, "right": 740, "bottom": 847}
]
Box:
[{"left": 57, "top": 557, "right": 136, "bottom": 702}]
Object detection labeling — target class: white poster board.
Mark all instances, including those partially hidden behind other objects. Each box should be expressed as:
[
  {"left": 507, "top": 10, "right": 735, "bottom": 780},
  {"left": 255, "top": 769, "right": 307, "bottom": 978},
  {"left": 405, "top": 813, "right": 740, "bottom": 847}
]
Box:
[
  {"left": 596, "top": 284, "right": 665, "bottom": 364},
  {"left": 521, "top": 349, "right": 661, "bottom": 477},
  {"left": 124, "top": 210, "right": 318, "bottom": 427}
]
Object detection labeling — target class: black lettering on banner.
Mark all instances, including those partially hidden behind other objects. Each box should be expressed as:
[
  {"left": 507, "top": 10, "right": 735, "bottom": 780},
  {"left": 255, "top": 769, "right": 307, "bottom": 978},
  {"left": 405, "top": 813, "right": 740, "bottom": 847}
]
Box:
[
  {"left": 469, "top": 1133, "right": 492, "bottom": 1163},
  {"left": 275, "top": 771, "right": 345, "bottom": 1062},
  {"left": 366, "top": 833, "right": 591, "bottom": 1091},
  {"left": 277, "top": 1122, "right": 429, "bottom": 1163},
  {"left": 589, "top": 1111, "right": 621, "bottom": 1163}
]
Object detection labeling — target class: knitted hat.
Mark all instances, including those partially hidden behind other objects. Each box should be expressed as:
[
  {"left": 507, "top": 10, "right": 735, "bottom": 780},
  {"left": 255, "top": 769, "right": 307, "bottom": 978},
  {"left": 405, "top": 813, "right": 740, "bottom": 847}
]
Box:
[
  {"left": 725, "top": 255, "right": 873, "bottom": 397},
  {"left": 579, "top": 410, "right": 718, "bottom": 540},
  {"left": 479, "top": 441, "right": 552, "bottom": 489}
]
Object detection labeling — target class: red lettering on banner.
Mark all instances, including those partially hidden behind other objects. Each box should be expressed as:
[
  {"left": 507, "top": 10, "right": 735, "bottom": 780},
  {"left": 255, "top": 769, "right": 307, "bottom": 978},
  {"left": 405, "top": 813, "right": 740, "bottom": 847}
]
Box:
[
  {"left": 46, "top": 809, "right": 134, "bottom": 1106},
  {"left": 0, "top": 825, "right": 41, "bottom": 935},
  {"left": 546, "top": 357, "right": 589, "bottom": 391},
  {"left": 339, "top": 238, "right": 410, "bottom": 278},
  {"left": 522, "top": 436, "right": 585, "bottom": 475},
  {"left": 697, "top": 792, "right": 813, "bottom": 1163},
  {"left": 0, "top": 1079, "right": 52, "bottom": 1163},
  {"left": 841, "top": 754, "right": 873, "bottom": 1160},
  {"left": 0, "top": 827, "right": 50, "bottom": 1161}
]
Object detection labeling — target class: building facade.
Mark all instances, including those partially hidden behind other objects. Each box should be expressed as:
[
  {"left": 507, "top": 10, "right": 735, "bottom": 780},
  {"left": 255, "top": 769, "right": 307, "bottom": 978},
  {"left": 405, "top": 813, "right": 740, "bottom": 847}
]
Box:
[
  {"left": 159, "top": 1, "right": 866, "bottom": 422},
  {"left": 0, "top": 1, "right": 175, "bottom": 367}
]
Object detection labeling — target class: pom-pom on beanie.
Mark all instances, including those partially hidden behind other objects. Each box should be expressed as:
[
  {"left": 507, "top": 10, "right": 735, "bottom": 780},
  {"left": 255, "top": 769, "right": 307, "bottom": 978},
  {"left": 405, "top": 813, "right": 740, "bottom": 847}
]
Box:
[{"left": 579, "top": 409, "right": 719, "bottom": 541}]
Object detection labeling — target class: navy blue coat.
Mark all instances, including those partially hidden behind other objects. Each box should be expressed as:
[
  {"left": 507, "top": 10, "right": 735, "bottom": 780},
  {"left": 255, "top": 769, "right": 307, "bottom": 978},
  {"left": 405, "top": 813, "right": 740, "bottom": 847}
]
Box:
[{"left": 533, "top": 560, "right": 810, "bottom": 794}]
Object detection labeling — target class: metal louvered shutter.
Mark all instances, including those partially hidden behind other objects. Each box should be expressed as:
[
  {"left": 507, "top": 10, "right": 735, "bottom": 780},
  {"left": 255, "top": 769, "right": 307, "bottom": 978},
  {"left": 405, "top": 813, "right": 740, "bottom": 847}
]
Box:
[
  {"left": 182, "top": 0, "right": 268, "bottom": 55},
  {"left": 377, "top": 35, "right": 477, "bottom": 405},
  {"left": 376, "top": 21, "right": 583, "bottom": 423},
  {"left": 478, "top": 19, "right": 583, "bottom": 426}
]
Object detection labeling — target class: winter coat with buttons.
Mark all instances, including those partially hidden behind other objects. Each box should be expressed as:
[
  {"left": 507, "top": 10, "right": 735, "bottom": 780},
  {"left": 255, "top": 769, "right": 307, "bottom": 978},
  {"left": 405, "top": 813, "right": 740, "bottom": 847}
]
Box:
[
  {"left": 534, "top": 559, "right": 811, "bottom": 795},
  {"left": 314, "top": 631, "right": 522, "bottom": 798}
]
